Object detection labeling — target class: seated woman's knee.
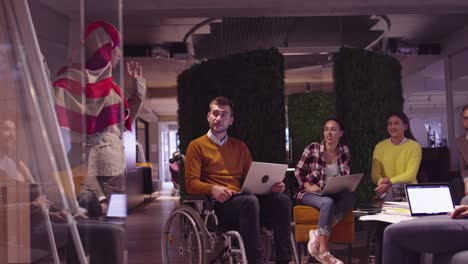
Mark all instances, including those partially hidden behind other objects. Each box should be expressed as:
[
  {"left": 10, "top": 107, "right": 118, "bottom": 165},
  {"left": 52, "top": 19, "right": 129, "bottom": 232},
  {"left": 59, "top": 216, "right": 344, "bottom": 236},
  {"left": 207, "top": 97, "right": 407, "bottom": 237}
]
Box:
[{"left": 322, "top": 196, "right": 335, "bottom": 206}]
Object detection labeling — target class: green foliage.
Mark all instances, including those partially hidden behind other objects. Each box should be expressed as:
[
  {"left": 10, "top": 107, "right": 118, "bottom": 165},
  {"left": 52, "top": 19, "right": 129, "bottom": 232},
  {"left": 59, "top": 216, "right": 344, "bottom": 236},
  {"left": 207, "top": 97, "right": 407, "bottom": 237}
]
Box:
[
  {"left": 177, "top": 48, "right": 286, "bottom": 163},
  {"left": 286, "top": 92, "right": 336, "bottom": 202},
  {"left": 287, "top": 92, "right": 336, "bottom": 166},
  {"left": 334, "top": 47, "right": 403, "bottom": 204}
]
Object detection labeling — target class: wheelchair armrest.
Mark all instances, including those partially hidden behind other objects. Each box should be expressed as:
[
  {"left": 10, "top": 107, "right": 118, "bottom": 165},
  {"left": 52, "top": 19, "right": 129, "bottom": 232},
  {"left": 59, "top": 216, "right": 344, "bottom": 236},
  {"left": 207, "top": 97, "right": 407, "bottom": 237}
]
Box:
[{"left": 183, "top": 194, "right": 215, "bottom": 213}]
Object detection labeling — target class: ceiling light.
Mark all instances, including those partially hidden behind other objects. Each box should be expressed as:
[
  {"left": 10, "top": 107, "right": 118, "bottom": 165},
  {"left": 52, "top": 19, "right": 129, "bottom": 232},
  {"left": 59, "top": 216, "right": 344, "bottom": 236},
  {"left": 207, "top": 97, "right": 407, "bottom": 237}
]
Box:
[{"left": 282, "top": 52, "right": 314, "bottom": 56}]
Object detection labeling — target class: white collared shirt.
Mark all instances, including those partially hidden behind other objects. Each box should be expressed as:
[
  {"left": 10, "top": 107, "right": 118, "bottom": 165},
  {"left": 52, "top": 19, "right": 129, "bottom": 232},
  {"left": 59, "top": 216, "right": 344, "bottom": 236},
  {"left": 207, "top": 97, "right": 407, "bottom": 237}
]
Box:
[
  {"left": 390, "top": 137, "right": 408, "bottom": 146},
  {"left": 207, "top": 130, "right": 228, "bottom": 146}
]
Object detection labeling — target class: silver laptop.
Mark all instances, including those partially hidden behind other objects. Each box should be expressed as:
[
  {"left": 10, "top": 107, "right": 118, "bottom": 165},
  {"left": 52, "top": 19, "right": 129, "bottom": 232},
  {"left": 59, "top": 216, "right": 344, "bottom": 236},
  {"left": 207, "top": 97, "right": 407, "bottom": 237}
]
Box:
[
  {"left": 318, "top": 173, "right": 364, "bottom": 196},
  {"left": 239, "top": 162, "right": 288, "bottom": 195},
  {"left": 405, "top": 183, "right": 455, "bottom": 216}
]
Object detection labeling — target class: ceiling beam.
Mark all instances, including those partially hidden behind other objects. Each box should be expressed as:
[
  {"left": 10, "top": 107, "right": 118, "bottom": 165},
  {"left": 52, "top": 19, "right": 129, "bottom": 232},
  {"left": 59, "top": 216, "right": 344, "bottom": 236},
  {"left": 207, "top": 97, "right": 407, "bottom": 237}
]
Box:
[
  {"left": 41, "top": 0, "right": 468, "bottom": 18},
  {"left": 121, "top": 1, "right": 468, "bottom": 17}
]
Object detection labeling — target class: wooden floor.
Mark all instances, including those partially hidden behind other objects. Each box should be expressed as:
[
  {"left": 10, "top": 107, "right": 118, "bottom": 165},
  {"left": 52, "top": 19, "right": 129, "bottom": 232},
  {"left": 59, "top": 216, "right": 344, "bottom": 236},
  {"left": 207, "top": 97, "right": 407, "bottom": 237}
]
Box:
[
  {"left": 127, "top": 183, "right": 372, "bottom": 264},
  {"left": 127, "top": 183, "right": 178, "bottom": 264}
]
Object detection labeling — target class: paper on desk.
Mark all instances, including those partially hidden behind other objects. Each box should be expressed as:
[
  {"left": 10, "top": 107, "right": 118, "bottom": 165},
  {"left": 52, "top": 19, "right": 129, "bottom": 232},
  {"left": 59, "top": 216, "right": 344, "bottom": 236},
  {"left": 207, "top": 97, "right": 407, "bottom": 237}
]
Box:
[
  {"left": 383, "top": 201, "right": 409, "bottom": 208},
  {"left": 360, "top": 213, "right": 414, "bottom": 224}
]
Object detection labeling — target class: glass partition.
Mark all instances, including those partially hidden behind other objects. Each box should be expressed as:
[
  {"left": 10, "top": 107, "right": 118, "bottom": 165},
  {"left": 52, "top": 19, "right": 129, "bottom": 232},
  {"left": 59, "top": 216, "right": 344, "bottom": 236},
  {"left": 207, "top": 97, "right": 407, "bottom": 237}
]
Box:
[
  {"left": 449, "top": 48, "right": 468, "bottom": 170},
  {"left": 1, "top": 0, "right": 86, "bottom": 263},
  {"left": 0, "top": 0, "right": 130, "bottom": 263}
]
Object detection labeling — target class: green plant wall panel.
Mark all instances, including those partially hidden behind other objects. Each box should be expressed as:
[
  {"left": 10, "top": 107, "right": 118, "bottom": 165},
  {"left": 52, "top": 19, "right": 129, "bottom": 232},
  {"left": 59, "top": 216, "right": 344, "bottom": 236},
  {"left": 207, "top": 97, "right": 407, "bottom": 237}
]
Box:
[
  {"left": 334, "top": 47, "right": 404, "bottom": 203},
  {"left": 177, "top": 48, "right": 286, "bottom": 164},
  {"left": 287, "top": 92, "right": 336, "bottom": 166}
]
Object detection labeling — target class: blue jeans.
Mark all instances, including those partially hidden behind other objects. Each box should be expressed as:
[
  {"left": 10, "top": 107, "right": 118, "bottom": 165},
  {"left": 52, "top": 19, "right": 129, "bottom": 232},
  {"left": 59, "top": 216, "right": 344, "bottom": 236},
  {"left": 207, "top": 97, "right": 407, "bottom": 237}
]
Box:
[{"left": 300, "top": 191, "right": 355, "bottom": 235}]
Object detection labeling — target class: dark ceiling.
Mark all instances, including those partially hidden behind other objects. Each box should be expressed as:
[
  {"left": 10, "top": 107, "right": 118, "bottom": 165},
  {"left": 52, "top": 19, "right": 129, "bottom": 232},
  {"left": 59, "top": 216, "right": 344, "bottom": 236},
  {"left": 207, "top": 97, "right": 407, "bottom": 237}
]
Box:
[{"left": 191, "top": 16, "right": 383, "bottom": 69}]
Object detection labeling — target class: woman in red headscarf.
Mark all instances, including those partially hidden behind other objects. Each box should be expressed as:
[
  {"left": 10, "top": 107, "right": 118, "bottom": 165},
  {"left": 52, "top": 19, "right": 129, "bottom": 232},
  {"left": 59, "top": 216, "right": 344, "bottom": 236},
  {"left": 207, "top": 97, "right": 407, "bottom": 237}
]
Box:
[{"left": 54, "top": 21, "right": 146, "bottom": 217}]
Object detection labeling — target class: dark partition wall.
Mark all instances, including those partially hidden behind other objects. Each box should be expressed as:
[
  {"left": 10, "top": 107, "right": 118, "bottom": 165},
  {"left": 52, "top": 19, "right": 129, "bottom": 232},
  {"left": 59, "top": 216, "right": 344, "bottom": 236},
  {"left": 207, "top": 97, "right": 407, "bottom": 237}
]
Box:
[
  {"left": 177, "top": 48, "right": 286, "bottom": 163},
  {"left": 334, "top": 47, "right": 404, "bottom": 203},
  {"left": 177, "top": 48, "right": 287, "bottom": 200}
]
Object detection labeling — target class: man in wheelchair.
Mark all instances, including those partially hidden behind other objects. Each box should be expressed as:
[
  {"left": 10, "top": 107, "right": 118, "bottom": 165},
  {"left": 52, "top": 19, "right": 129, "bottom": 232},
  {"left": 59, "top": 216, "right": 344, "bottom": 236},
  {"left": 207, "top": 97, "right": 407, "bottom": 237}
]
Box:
[{"left": 185, "top": 96, "right": 292, "bottom": 264}]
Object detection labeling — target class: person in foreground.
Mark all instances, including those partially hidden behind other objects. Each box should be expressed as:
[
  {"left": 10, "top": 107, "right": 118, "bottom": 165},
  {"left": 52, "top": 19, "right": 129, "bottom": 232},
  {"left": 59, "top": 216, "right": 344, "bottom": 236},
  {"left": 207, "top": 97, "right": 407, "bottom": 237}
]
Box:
[
  {"left": 371, "top": 112, "right": 422, "bottom": 201},
  {"left": 54, "top": 20, "right": 146, "bottom": 217},
  {"left": 457, "top": 104, "right": 468, "bottom": 205},
  {"left": 383, "top": 205, "right": 468, "bottom": 264},
  {"left": 294, "top": 118, "right": 353, "bottom": 264},
  {"left": 185, "top": 96, "right": 292, "bottom": 264}
]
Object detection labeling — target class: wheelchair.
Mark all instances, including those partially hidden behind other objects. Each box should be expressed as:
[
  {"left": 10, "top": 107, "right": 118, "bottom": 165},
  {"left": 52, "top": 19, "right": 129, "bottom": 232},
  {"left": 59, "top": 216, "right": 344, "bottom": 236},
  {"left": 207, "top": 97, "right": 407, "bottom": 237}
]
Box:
[
  {"left": 161, "top": 195, "right": 248, "bottom": 264},
  {"left": 161, "top": 156, "right": 300, "bottom": 264}
]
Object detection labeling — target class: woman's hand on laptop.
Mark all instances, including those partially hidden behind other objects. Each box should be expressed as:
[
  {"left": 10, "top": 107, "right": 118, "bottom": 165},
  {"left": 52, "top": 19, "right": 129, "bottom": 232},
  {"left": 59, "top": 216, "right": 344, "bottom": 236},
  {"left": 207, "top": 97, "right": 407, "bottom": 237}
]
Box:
[
  {"left": 271, "top": 182, "right": 286, "bottom": 193},
  {"left": 211, "top": 186, "right": 237, "bottom": 203},
  {"left": 451, "top": 205, "right": 468, "bottom": 219},
  {"left": 304, "top": 182, "right": 320, "bottom": 193}
]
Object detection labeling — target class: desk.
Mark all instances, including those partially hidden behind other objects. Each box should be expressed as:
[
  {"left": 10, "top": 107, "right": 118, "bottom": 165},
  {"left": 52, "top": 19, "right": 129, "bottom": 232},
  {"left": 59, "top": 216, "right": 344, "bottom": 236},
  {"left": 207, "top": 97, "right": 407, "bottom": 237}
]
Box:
[
  {"left": 357, "top": 204, "right": 414, "bottom": 264},
  {"left": 360, "top": 213, "right": 413, "bottom": 224}
]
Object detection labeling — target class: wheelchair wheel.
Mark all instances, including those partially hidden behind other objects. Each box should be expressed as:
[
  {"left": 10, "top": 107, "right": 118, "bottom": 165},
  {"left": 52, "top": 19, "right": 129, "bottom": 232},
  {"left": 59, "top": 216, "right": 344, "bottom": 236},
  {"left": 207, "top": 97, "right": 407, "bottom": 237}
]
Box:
[{"left": 162, "top": 205, "right": 208, "bottom": 264}]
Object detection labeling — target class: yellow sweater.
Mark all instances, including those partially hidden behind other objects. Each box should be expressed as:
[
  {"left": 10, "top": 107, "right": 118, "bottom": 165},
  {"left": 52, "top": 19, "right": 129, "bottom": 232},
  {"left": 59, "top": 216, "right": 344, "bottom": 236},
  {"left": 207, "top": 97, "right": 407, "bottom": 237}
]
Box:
[
  {"left": 185, "top": 135, "right": 252, "bottom": 195},
  {"left": 371, "top": 138, "right": 422, "bottom": 185}
]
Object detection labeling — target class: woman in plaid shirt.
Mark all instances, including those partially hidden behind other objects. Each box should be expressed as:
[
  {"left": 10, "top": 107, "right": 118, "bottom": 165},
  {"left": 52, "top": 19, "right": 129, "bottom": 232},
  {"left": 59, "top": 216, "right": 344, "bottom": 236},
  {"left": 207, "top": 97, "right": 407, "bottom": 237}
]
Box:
[{"left": 294, "top": 118, "right": 354, "bottom": 264}]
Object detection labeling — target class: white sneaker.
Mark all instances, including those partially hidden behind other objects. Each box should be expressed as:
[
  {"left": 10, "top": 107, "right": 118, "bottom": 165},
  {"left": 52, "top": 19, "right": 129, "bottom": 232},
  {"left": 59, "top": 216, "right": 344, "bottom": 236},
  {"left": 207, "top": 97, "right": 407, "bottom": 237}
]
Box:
[
  {"left": 315, "top": 251, "right": 343, "bottom": 264},
  {"left": 307, "top": 229, "right": 319, "bottom": 256}
]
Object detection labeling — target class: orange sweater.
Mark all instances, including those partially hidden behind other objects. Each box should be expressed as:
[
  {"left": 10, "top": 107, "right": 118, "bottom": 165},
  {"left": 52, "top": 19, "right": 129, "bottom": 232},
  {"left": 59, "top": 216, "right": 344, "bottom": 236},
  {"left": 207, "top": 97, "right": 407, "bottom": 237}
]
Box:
[{"left": 185, "top": 134, "right": 252, "bottom": 195}]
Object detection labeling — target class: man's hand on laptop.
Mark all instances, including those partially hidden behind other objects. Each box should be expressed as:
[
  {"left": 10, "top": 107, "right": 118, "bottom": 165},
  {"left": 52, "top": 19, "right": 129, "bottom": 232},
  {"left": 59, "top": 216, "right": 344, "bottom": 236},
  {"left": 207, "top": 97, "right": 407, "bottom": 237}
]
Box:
[
  {"left": 271, "top": 182, "right": 286, "bottom": 193},
  {"left": 451, "top": 205, "right": 468, "bottom": 219},
  {"left": 211, "top": 186, "right": 237, "bottom": 203}
]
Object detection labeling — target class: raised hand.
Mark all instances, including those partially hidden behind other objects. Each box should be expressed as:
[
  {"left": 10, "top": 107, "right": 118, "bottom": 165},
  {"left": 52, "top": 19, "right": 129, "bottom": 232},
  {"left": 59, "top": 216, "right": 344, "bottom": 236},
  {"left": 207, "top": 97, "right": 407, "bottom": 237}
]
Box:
[{"left": 126, "top": 61, "right": 143, "bottom": 78}]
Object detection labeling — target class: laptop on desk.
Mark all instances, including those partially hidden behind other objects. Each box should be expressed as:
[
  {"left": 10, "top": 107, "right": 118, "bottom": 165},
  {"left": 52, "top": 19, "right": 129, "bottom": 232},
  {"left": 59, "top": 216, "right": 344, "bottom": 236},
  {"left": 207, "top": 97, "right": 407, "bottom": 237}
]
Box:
[
  {"left": 405, "top": 183, "right": 455, "bottom": 216},
  {"left": 318, "top": 173, "right": 364, "bottom": 196},
  {"left": 106, "top": 194, "right": 127, "bottom": 221},
  {"left": 239, "top": 162, "right": 288, "bottom": 195}
]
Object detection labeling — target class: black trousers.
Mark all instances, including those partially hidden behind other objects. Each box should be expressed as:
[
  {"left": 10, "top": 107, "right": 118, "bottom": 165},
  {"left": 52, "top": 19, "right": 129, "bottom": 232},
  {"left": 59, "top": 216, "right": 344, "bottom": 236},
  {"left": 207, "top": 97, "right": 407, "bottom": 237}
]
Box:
[{"left": 214, "top": 192, "right": 292, "bottom": 264}]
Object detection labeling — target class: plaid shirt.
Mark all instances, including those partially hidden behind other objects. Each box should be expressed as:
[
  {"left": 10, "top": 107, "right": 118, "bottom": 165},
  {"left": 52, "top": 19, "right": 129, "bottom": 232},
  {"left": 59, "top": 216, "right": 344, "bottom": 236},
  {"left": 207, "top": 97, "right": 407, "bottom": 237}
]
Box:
[{"left": 294, "top": 141, "right": 351, "bottom": 203}]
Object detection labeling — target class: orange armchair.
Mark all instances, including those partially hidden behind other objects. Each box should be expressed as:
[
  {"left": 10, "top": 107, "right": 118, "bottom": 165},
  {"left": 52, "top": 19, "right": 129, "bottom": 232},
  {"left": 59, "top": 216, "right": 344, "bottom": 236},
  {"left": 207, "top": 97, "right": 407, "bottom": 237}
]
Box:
[{"left": 293, "top": 205, "right": 354, "bottom": 263}]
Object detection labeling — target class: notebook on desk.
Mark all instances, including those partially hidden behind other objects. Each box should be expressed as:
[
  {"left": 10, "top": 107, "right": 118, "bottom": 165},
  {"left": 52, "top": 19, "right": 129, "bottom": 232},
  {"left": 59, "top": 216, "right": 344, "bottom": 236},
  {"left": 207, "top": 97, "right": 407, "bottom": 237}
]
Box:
[
  {"left": 318, "top": 173, "right": 364, "bottom": 196},
  {"left": 239, "top": 162, "right": 288, "bottom": 195},
  {"left": 405, "top": 183, "right": 455, "bottom": 216}
]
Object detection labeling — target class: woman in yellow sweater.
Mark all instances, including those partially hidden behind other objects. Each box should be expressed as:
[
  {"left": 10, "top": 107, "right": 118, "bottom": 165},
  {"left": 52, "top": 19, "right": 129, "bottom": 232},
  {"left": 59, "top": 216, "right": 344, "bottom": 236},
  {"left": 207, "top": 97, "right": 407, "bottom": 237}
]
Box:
[{"left": 371, "top": 112, "right": 422, "bottom": 201}]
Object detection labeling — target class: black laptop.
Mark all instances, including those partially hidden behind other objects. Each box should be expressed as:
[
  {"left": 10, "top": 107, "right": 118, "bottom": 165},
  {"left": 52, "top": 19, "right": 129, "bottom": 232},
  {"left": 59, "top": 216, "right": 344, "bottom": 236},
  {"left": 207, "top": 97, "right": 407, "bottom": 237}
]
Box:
[{"left": 405, "top": 183, "right": 455, "bottom": 216}]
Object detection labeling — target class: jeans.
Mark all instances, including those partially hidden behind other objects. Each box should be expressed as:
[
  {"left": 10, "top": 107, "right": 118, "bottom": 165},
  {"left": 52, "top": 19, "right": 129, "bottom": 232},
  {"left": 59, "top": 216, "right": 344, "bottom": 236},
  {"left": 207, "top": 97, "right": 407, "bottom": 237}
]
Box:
[
  {"left": 300, "top": 191, "right": 355, "bottom": 235},
  {"left": 214, "top": 192, "right": 292, "bottom": 264}
]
